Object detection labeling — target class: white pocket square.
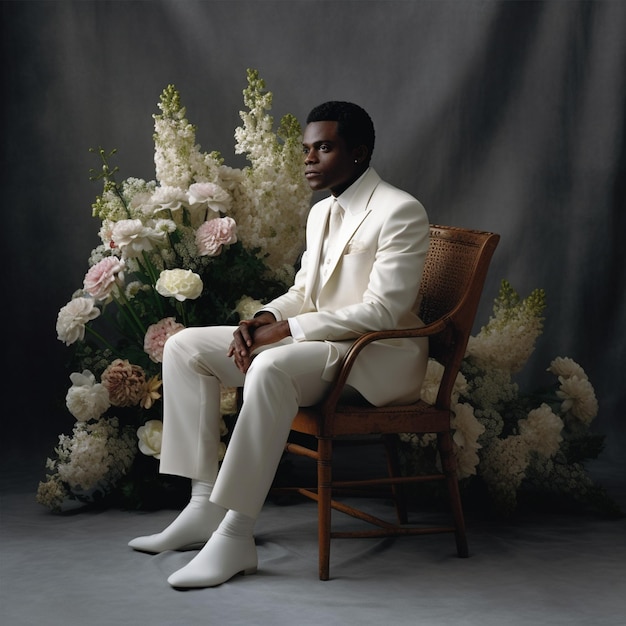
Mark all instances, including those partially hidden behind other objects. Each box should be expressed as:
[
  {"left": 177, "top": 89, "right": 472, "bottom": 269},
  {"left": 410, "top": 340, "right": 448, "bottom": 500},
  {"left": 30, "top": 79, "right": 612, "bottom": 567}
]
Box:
[{"left": 346, "top": 240, "right": 367, "bottom": 254}]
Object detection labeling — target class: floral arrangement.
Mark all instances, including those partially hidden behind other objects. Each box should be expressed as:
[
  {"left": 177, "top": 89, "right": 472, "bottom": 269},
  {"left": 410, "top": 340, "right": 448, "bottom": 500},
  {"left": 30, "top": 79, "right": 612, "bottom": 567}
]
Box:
[
  {"left": 401, "top": 280, "right": 619, "bottom": 516},
  {"left": 37, "top": 70, "right": 312, "bottom": 512}
]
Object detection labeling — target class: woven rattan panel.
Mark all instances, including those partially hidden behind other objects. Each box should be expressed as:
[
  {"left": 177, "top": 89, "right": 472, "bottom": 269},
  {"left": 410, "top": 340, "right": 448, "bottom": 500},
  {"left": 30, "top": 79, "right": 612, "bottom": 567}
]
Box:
[{"left": 418, "top": 228, "right": 480, "bottom": 326}]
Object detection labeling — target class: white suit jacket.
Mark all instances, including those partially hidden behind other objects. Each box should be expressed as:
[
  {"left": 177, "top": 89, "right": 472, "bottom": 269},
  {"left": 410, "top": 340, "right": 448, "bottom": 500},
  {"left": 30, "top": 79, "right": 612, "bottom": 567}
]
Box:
[{"left": 263, "top": 168, "right": 430, "bottom": 406}]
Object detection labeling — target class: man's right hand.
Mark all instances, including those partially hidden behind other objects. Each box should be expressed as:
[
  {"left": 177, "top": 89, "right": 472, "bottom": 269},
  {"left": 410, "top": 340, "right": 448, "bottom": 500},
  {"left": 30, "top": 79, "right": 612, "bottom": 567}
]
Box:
[{"left": 228, "top": 312, "right": 277, "bottom": 373}]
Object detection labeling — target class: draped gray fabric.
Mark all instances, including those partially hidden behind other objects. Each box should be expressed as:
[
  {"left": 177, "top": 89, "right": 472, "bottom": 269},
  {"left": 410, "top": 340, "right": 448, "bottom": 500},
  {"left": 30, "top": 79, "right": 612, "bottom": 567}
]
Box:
[{"left": 3, "top": 0, "right": 624, "bottom": 464}]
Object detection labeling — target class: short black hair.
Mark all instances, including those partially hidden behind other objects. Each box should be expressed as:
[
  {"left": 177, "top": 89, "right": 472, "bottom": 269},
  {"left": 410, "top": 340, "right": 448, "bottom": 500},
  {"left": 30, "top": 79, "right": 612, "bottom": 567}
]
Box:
[{"left": 306, "top": 101, "right": 375, "bottom": 162}]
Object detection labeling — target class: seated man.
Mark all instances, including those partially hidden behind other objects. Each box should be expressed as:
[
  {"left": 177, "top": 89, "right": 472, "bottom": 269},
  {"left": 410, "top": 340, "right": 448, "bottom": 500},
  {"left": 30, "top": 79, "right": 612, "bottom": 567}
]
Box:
[{"left": 129, "top": 101, "right": 430, "bottom": 588}]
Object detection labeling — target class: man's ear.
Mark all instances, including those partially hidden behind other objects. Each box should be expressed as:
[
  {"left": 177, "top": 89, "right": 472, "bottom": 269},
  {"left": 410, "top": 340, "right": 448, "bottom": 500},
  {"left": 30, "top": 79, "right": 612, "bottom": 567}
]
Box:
[{"left": 353, "top": 144, "right": 369, "bottom": 165}]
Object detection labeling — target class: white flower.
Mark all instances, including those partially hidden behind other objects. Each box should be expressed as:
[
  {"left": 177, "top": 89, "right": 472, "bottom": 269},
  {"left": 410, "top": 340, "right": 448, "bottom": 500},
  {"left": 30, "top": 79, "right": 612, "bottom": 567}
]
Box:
[
  {"left": 451, "top": 402, "right": 485, "bottom": 478},
  {"left": 419, "top": 359, "right": 468, "bottom": 406},
  {"left": 150, "top": 185, "right": 188, "bottom": 213},
  {"left": 98, "top": 220, "right": 116, "bottom": 248},
  {"left": 56, "top": 297, "right": 100, "bottom": 345},
  {"left": 155, "top": 268, "right": 203, "bottom": 301},
  {"left": 518, "top": 403, "right": 563, "bottom": 457},
  {"left": 54, "top": 418, "right": 135, "bottom": 492},
  {"left": 420, "top": 359, "right": 444, "bottom": 405},
  {"left": 110, "top": 219, "right": 167, "bottom": 258},
  {"left": 235, "top": 296, "right": 263, "bottom": 321},
  {"left": 127, "top": 190, "right": 157, "bottom": 215},
  {"left": 137, "top": 420, "right": 163, "bottom": 459},
  {"left": 188, "top": 182, "right": 231, "bottom": 214},
  {"left": 557, "top": 375, "right": 598, "bottom": 424},
  {"left": 548, "top": 357, "right": 588, "bottom": 381},
  {"left": 466, "top": 283, "right": 545, "bottom": 373},
  {"left": 151, "top": 217, "right": 177, "bottom": 236},
  {"left": 481, "top": 435, "right": 530, "bottom": 501},
  {"left": 220, "top": 387, "right": 237, "bottom": 416},
  {"left": 65, "top": 370, "right": 111, "bottom": 422}
]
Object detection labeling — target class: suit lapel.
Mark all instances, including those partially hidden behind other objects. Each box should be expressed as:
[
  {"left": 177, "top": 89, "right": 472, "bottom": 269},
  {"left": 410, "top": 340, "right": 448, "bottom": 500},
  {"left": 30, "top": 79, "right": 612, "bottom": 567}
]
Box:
[{"left": 322, "top": 169, "right": 381, "bottom": 283}]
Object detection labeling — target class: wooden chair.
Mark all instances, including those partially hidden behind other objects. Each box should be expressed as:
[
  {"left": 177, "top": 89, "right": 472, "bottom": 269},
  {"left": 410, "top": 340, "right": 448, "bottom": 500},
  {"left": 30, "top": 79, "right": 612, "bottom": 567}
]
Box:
[{"left": 275, "top": 224, "right": 500, "bottom": 580}]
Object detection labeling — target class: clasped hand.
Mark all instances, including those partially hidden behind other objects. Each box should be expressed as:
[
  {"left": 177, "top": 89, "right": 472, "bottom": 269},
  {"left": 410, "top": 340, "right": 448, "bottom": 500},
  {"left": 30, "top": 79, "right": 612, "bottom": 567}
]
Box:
[{"left": 227, "top": 313, "right": 290, "bottom": 373}]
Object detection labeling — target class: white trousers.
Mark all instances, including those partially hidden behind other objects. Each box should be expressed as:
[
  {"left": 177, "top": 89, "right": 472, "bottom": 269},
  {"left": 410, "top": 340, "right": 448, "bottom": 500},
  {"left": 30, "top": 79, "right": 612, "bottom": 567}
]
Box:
[{"left": 159, "top": 326, "right": 336, "bottom": 518}]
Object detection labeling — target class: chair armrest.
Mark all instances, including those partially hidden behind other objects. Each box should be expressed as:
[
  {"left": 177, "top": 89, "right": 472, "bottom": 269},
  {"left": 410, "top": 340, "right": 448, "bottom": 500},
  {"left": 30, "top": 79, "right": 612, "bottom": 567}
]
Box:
[{"left": 322, "top": 317, "right": 449, "bottom": 411}]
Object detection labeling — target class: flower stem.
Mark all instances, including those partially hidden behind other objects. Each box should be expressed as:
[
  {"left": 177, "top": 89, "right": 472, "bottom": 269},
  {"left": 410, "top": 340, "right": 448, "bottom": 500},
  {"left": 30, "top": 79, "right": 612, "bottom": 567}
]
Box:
[
  {"left": 85, "top": 325, "right": 124, "bottom": 357},
  {"left": 139, "top": 252, "right": 166, "bottom": 318},
  {"left": 113, "top": 291, "right": 147, "bottom": 340}
]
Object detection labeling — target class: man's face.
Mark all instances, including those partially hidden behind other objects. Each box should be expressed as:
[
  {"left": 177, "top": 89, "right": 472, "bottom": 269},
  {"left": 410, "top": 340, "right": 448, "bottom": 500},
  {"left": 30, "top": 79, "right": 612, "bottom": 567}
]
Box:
[{"left": 302, "top": 121, "right": 360, "bottom": 197}]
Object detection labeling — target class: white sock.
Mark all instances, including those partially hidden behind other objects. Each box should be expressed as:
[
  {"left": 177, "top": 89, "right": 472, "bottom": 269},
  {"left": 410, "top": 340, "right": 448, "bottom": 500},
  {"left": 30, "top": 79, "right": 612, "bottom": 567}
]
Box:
[{"left": 215, "top": 509, "right": 256, "bottom": 539}]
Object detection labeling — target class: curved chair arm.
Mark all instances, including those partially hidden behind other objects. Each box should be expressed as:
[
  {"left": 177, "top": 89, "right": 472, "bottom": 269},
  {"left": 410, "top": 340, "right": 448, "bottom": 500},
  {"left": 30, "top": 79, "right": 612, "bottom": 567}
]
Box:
[{"left": 321, "top": 317, "right": 449, "bottom": 413}]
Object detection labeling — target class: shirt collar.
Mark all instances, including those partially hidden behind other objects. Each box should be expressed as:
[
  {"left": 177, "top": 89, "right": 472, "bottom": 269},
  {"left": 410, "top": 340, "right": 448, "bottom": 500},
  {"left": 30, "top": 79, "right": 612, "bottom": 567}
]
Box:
[{"left": 334, "top": 168, "right": 370, "bottom": 216}]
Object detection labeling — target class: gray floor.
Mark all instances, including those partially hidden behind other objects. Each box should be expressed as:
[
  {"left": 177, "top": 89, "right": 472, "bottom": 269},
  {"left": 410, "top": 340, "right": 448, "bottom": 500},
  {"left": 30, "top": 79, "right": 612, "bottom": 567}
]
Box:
[{"left": 2, "top": 453, "right": 625, "bottom": 626}]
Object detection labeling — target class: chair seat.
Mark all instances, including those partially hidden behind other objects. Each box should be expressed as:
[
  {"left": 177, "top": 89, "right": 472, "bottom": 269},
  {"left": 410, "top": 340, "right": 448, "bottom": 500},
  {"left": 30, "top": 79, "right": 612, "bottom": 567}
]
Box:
[{"left": 292, "top": 401, "right": 453, "bottom": 437}]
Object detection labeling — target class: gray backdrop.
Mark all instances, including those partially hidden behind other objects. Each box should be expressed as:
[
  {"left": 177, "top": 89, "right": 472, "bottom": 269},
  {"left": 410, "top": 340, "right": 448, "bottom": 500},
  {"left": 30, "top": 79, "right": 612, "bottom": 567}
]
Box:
[{"left": 3, "top": 1, "right": 625, "bottom": 467}]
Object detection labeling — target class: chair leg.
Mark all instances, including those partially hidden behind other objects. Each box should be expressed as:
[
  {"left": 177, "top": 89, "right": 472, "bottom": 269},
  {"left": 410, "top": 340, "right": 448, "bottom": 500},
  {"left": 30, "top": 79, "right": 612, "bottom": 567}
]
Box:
[
  {"left": 317, "top": 437, "right": 333, "bottom": 580},
  {"left": 438, "top": 431, "right": 469, "bottom": 558},
  {"left": 383, "top": 434, "right": 408, "bottom": 524}
]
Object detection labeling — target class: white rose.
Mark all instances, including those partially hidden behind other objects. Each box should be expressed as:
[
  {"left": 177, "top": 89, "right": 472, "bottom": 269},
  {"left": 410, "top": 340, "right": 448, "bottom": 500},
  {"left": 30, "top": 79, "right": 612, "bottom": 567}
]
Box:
[{"left": 137, "top": 420, "right": 163, "bottom": 459}]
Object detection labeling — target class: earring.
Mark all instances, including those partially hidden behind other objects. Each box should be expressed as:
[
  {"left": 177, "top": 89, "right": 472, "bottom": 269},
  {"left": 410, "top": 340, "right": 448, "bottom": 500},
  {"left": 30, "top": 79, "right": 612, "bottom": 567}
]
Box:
[{"left": 354, "top": 159, "right": 358, "bottom": 164}]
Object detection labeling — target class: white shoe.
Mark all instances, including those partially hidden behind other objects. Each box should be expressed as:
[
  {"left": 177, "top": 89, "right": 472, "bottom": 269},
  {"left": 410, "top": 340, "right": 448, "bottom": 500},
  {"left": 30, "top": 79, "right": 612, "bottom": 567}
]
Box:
[
  {"left": 128, "top": 533, "right": 207, "bottom": 554},
  {"left": 167, "top": 533, "right": 258, "bottom": 589},
  {"left": 128, "top": 501, "right": 225, "bottom": 554}
]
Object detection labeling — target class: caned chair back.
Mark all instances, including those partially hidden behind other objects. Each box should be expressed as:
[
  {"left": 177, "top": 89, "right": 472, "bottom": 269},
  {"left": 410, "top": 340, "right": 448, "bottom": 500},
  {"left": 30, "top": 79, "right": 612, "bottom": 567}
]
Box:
[{"left": 417, "top": 225, "right": 500, "bottom": 409}]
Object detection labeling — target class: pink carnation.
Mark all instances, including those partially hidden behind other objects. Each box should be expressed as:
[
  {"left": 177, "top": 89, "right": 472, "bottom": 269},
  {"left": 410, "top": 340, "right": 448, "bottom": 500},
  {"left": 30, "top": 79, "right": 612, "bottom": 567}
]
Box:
[
  {"left": 143, "top": 317, "right": 185, "bottom": 363},
  {"left": 83, "top": 256, "right": 125, "bottom": 301},
  {"left": 195, "top": 217, "right": 237, "bottom": 257}
]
